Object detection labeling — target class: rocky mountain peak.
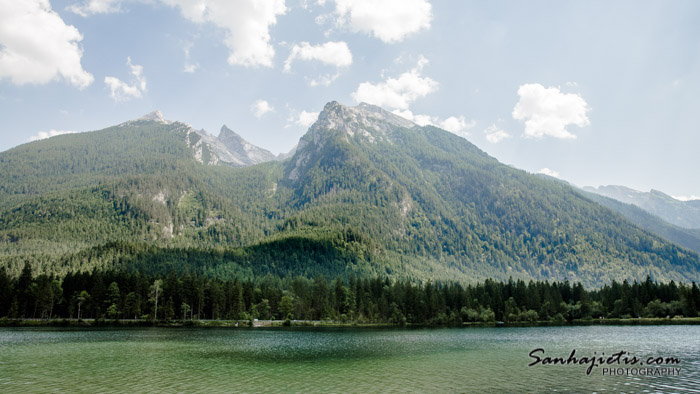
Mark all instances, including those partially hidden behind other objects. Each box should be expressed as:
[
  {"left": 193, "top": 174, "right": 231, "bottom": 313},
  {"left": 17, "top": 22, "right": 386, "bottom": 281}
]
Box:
[
  {"left": 135, "top": 110, "right": 170, "bottom": 124},
  {"left": 215, "top": 125, "right": 276, "bottom": 166},
  {"left": 286, "top": 101, "right": 418, "bottom": 182},
  {"left": 312, "top": 101, "right": 416, "bottom": 140},
  {"left": 217, "top": 125, "right": 244, "bottom": 144},
  {"left": 295, "top": 101, "right": 416, "bottom": 154}
]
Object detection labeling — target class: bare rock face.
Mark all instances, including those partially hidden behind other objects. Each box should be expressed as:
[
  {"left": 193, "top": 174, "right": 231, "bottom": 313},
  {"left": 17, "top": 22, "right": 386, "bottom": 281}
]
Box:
[
  {"left": 119, "top": 110, "right": 171, "bottom": 127},
  {"left": 124, "top": 103, "right": 417, "bottom": 171},
  {"left": 303, "top": 101, "right": 415, "bottom": 147},
  {"left": 217, "top": 125, "right": 277, "bottom": 166},
  {"left": 125, "top": 111, "right": 279, "bottom": 167},
  {"left": 136, "top": 110, "right": 170, "bottom": 124},
  {"left": 287, "top": 101, "right": 417, "bottom": 181}
]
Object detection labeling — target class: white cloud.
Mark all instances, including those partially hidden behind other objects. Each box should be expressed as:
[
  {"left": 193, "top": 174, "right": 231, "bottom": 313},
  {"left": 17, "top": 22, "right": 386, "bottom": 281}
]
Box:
[
  {"left": 308, "top": 73, "right": 341, "bottom": 87},
  {"left": 183, "top": 43, "right": 199, "bottom": 73},
  {"left": 439, "top": 116, "right": 474, "bottom": 136},
  {"left": 68, "top": 0, "right": 121, "bottom": 16},
  {"left": 284, "top": 41, "right": 352, "bottom": 86},
  {"left": 352, "top": 56, "right": 437, "bottom": 110},
  {"left": 538, "top": 168, "right": 560, "bottom": 178},
  {"left": 104, "top": 57, "right": 147, "bottom": 101},
  {"left": 105, "top": 77, "right": 140, "bottom": 101},
  {"left": 512, "top": 83, "right": 590, "bottom": 139},
  {"left": 393, "top": 110, "right": 474, "bottom": 137},
  {"left": 29, "top": 129, "right": 77, "bottom": 142},
  {"left": 284, "top": 41, "right": 352, "bottom": 72},
  {"left": 251, "top": 99, "right": 274, "bottom": 118},
  {"left": 330, "top": 0, "right": 432, "bottom": 43},
  {"left": 354, "top": 55, "right": 474, "bottom": 138},
  {"left": 393, "top": 110, "right": 434, "bottom": 127},
  {"left": 0, "top": 0, "right": 94, "bottom": 89},
  {"left": 484, "top": 124, "right": 511, "bottom": 143},
  {"left": 296, "top": 110, "right": 319, "bottom": 127},
  {"left": 163, "top": 0, "right": 286, "bottom": 67},
  {"left": 672, "top": 195, "right": 700, "bottom": 202}
]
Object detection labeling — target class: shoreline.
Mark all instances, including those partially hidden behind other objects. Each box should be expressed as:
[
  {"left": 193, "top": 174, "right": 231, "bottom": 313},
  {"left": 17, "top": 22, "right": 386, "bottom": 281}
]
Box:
[{"left": 1, "top": 317, "right": 698, "bottom": 329}]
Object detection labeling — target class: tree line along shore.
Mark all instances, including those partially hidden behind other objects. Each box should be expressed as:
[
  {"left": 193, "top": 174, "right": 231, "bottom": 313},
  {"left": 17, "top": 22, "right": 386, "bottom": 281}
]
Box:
[{"left": 1, "top": 263, "right": 699, "bottom": 326}]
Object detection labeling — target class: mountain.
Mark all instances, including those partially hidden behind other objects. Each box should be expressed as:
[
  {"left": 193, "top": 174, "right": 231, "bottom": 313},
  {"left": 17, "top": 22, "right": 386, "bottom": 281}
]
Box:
[
  {"left": 217, "top": 125, "right": 277, "bottom": 166},
  {"left": 583, "top": 185, "right": 700, "bottom": 229},
  {"left": 0, "top": 102, "right": 698, "bottom": 286},
  {"left": 581, "top": 191, "right": 700, "bottom": 254},
  {"left": 121, "top": 110, "right": 277, "bottom": 167},
  {"left": 539, "top": 178, "right": 700, "bottom": 254}
]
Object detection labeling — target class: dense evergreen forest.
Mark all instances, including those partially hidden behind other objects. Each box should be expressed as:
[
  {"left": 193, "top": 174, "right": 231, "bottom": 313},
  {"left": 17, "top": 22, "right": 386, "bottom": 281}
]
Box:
[{"left": 1, "top": 264, "right": 698, "bottom": 324}]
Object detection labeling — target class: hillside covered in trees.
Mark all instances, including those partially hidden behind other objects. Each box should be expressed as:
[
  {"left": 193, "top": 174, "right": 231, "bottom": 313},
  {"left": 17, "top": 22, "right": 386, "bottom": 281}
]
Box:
[
  {"left": 0, "top": 102, "right": 698, "bottom": 287},
  {"left": 1, "top": 264, "right": 698, "bottom": 324}
]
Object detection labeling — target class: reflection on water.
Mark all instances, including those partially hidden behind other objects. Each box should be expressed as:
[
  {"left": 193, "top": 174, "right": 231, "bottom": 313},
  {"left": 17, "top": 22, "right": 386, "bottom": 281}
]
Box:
[{"left": 0, "top": 325, "right": 698, "bottom": 392}]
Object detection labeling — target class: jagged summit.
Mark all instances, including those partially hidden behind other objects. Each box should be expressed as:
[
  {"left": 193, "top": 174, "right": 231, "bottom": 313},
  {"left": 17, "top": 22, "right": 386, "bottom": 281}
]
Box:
[
  {"left": 217, "top": 125, "right": 247, "bottom": 147},
  {"left": 310, "top": 101, "right": 416, "bottom": 140},
  {"left": 109, "top": 110, "right": 279, "bottom": 167},
  {"left": 218, "top": 124, "right": 238, "bottom": 138},
  {"left": 133, "top": 110, "right": 170, "bottom": 124},
  {"left": 293, "top": 101, "right": 417, "bottom": 159},
  {"left": 286, "top": 101, "right": 422, "bottom": 182},
  {"left": 217, "top": 125, "right": 276, "bottom": 166}
]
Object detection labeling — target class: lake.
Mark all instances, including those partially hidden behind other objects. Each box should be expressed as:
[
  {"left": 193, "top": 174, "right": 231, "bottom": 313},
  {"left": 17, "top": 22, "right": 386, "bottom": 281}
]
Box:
[{"left": 0, "top": 325, "right": 698, "bottom": 392}]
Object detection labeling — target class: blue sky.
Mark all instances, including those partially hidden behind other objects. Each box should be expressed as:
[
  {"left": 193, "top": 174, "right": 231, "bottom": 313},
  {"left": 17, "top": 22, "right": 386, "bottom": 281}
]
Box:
[{"left": 1, "top": 0, "right": 699, "bottom": 199}]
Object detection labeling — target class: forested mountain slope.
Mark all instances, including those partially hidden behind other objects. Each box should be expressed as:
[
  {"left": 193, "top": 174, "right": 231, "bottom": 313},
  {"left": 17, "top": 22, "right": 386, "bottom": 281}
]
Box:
[
  {"left": 582, "top": 191, "right": 700, "bottom": 254},
  {"left": 0, "top": 102, "right": 697, "bottom": 286}
]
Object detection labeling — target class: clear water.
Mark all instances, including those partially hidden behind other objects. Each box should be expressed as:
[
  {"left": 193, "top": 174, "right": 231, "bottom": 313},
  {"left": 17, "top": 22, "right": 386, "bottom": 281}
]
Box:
[{"left": 0, "top": 325, "right": 698, "bottom": 393}]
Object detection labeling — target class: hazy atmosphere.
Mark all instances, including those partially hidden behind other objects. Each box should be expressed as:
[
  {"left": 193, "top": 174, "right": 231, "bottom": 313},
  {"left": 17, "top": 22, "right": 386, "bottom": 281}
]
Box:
[{"left": 1, "top": 0, "right": 698, "bottom": 198}]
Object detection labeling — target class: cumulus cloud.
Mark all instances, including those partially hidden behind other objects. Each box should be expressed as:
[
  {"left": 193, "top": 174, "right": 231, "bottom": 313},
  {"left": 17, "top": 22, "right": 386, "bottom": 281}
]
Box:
[
  {"left": 104, "top": 57, "right": 147, "bottom": 101},
  {"left": 512, "top": 83, "right": 590, "bottom": 139},
  {"left": 296, "top": 110, "right": 319, "bottom": 127},
  {"left": 0, "top": 0, "right": 94, "bottom": 89},
  {"left": 484, "top": 124, "right": 511, "bottom": 143},
  {"left": 29, "top": 129, "right": 77, "bottom": 142},
  {"left": 398, "top": 113, "right": 430, "bottom": 127},
  {"left": 68, "top": 0, "right": 121, "bottom": 16},
  {"left": 284, "top": 41, "right": 352, "bottom": 72},
  {"left": 538, "top": 168, "right": 560, "bottom": 178},
  {"left": 672, "top": 195, "right": 700, "bottom": 202},
  {"left": 251, "top": 99, "right": 274, "bottom": 118},
  {"left": 330, "top": 0, "right": 432, "bottom": 43},
  {"left": 439, "top": 116, "right": 474, "bottom": 136},
  {"left": 352, "top": 56, "right": 473, "bottom": 138},
  {"left": 392, "top": 110, "right": 433, "bottom": 127},
  {"left": 283, "top": 41, "right": 352, "bottom": 86},
  {"left": 393, "top": 110, "right": 475, "bottom": 137},
  {"left": 352, "top": 56, "right": 437, "bottom": 110},
  {"left": 162, "top": 0, "right": 286, "bottom": 67}
]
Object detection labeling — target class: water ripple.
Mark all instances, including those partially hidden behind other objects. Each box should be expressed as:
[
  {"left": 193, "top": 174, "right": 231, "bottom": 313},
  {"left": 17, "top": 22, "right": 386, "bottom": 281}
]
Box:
[{"left": 0, "top": 326, "right": 697, "bottom": 393}]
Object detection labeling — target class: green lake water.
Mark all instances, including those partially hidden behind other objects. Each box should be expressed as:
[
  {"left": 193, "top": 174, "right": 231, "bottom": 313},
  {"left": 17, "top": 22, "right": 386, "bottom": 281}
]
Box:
[{"left": 0, "top": 325, "right": 698, "bottom": 393}]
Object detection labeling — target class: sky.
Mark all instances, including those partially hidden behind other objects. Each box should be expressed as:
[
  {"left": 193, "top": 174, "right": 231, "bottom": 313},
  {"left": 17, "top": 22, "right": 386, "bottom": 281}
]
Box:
[{"left": 1, "top": 0, "right": 699, "bottom": 199}]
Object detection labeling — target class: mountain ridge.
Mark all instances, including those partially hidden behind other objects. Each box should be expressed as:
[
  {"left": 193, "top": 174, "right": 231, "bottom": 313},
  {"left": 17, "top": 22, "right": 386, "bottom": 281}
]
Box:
[
  {"left": 584, "top": 185, "right": 700, "bottom": 229},
  {"left": 0, "top": 102, "right": 698, "bottom": 286}
]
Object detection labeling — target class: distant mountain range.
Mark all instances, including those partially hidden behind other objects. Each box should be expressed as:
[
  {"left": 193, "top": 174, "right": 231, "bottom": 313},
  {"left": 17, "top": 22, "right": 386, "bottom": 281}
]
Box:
[
  {"left": 0, "top": 102, "right": 697, "bottom": 286},
  {"left": 580, "top": 191, "right": 700, "bottom": 254},
  {"left": 583, "top": 185, "right": 700, "bottom": 229}
]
